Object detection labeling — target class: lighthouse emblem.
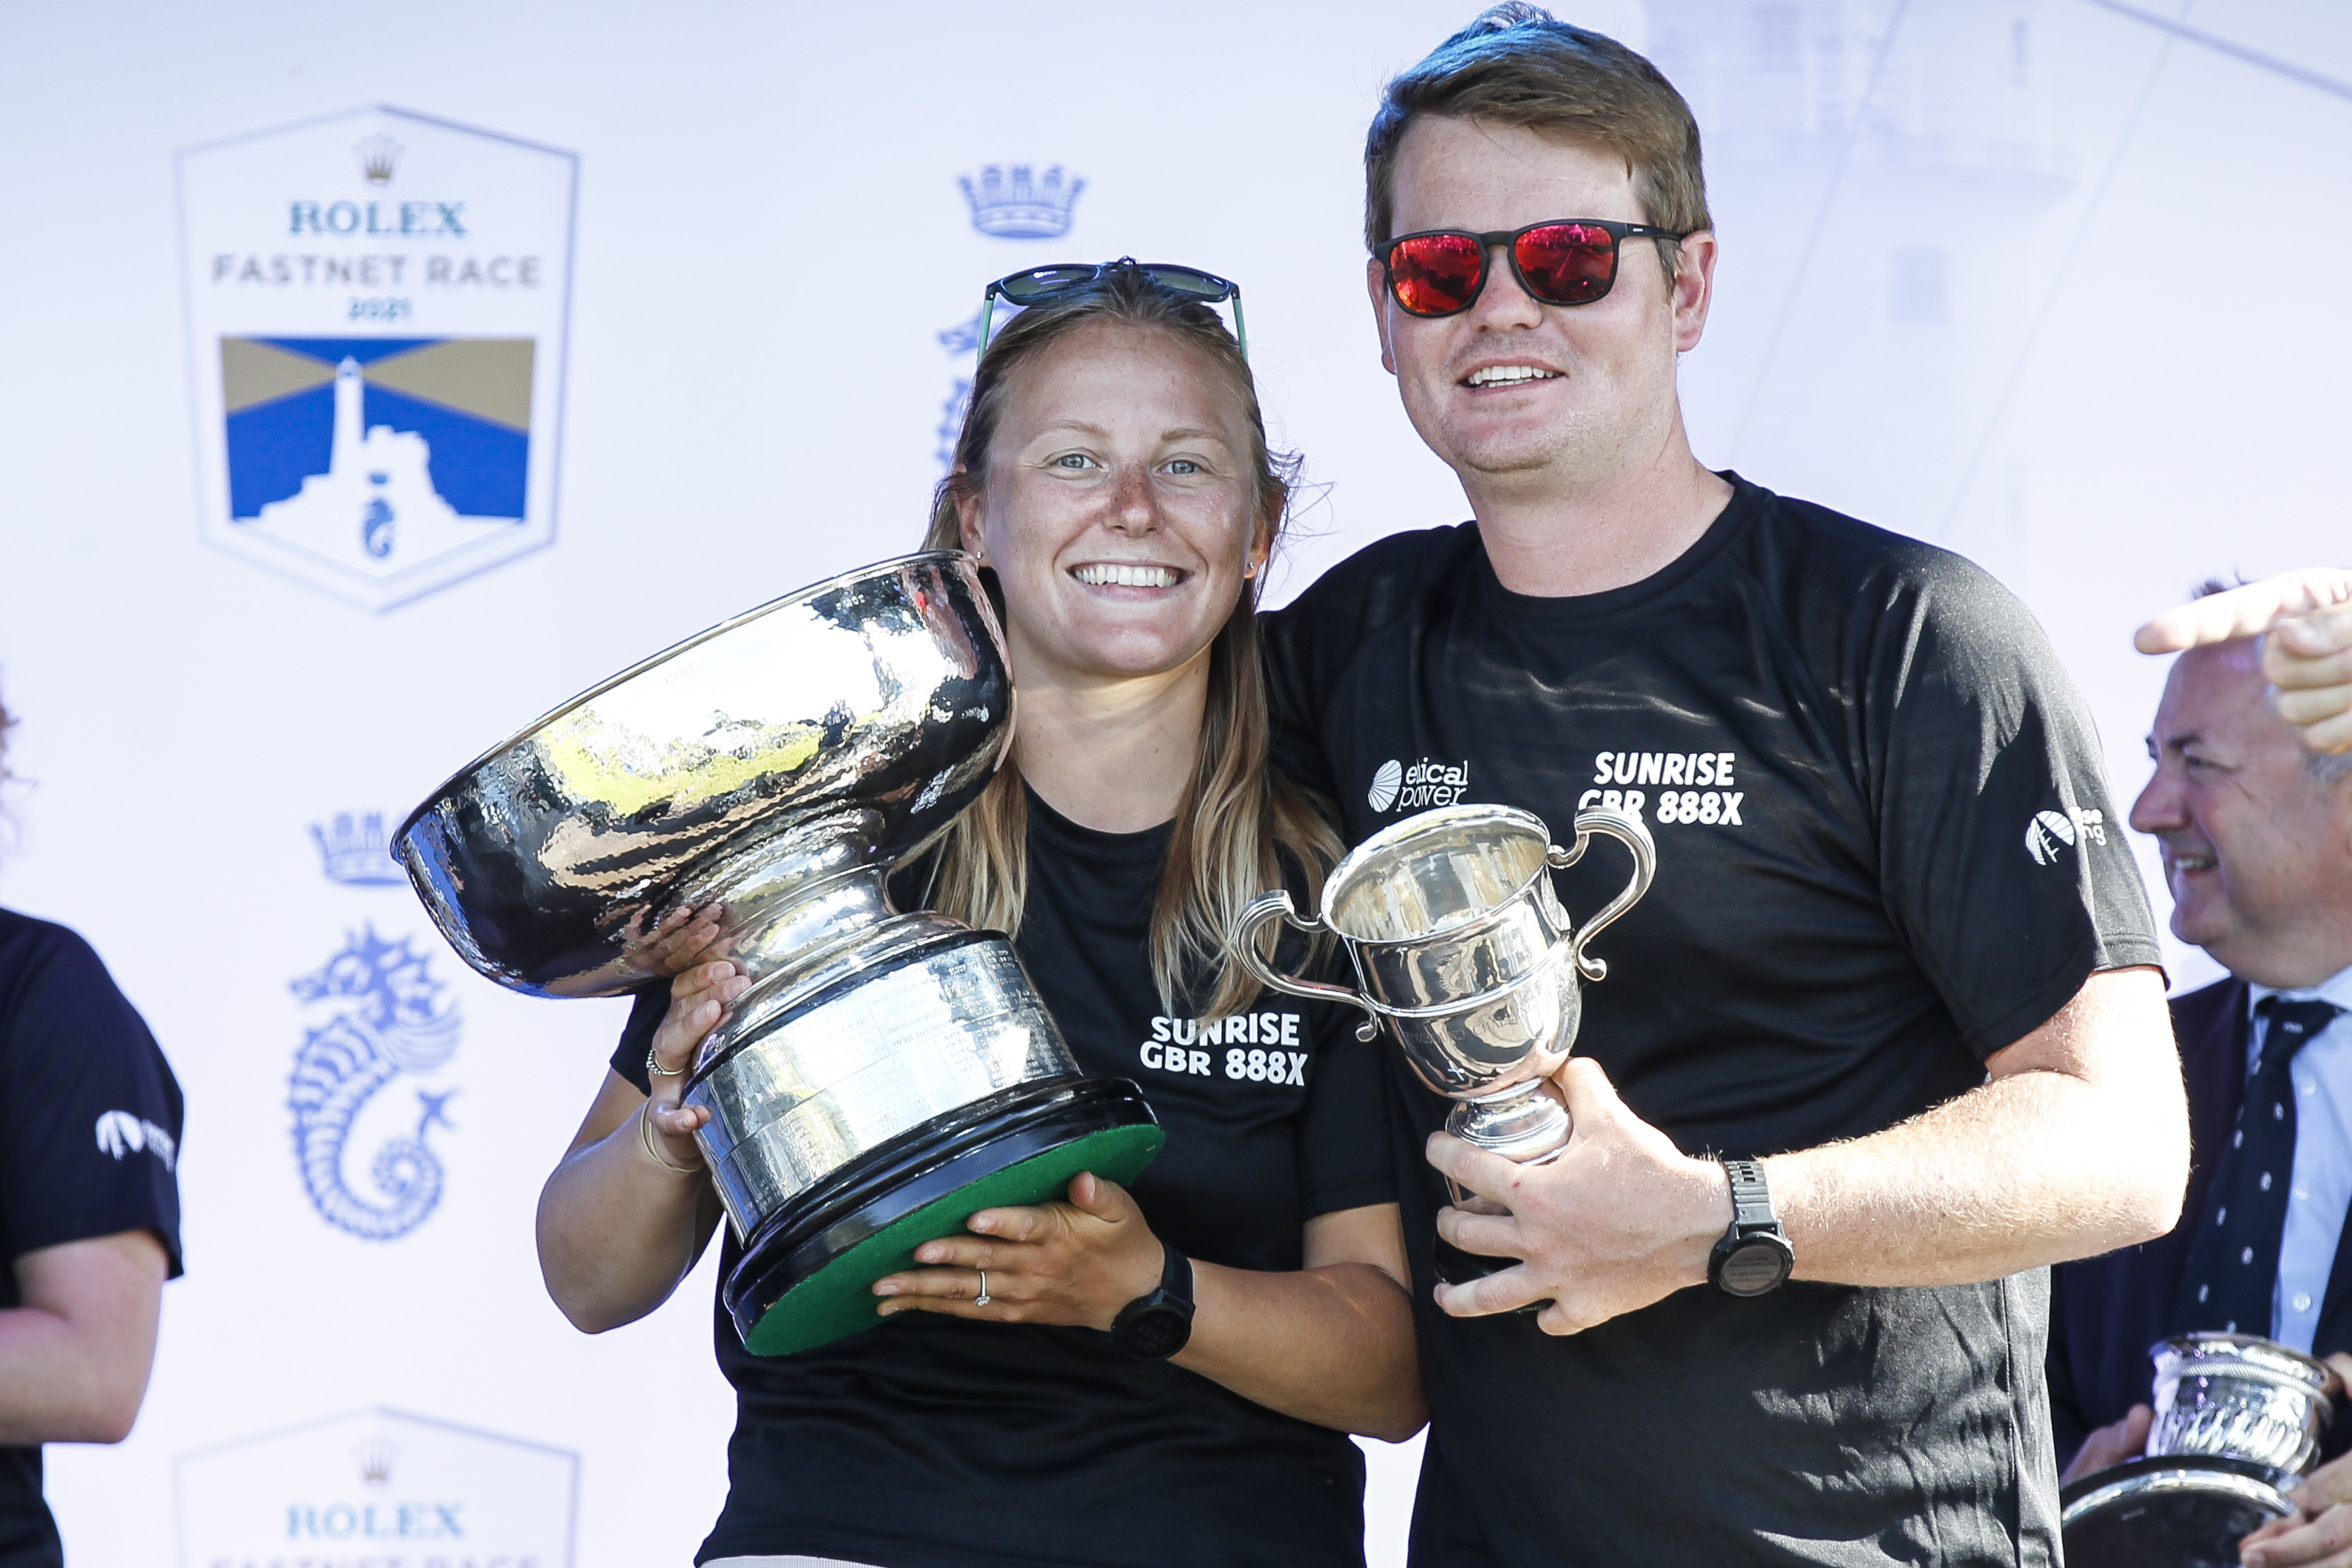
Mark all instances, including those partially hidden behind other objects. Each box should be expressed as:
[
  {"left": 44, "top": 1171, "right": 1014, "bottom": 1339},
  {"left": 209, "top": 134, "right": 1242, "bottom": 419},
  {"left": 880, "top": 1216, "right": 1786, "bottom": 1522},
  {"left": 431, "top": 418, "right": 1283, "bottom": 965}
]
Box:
[
  {"left": 221, "top": 338, "right": 535, "bottom": 578},
  {"left": 259, "top": 353, "right": 467, "bottom": 562}
]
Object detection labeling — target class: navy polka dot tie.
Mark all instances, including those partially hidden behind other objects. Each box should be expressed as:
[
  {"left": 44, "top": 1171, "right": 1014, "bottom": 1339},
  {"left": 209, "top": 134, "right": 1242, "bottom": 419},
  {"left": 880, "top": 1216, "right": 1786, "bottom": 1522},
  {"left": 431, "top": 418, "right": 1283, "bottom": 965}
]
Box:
[{"left": 2173, "top": 997, "right": 2346, "bottom": 1338}]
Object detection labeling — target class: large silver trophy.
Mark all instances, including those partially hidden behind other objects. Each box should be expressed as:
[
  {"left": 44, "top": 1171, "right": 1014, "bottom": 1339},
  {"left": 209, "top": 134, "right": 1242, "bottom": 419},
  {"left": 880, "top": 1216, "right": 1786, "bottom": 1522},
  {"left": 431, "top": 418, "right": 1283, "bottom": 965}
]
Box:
[
  {"left": 396, "top": 553, "right": 1162, "bottom": 1355},
  {"left": 2061, "top": 1332, "right": 2334, "bottom": 1566},
  {"left": 1230, "top": 802, "right": 1652, "bottom": 1281}
]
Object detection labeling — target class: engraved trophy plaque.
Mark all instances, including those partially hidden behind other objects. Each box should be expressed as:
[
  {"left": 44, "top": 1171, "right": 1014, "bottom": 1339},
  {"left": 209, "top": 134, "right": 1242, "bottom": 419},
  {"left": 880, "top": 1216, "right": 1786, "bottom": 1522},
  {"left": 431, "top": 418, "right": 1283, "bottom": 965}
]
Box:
[{"left": 397, "top": 553, "right": 1162, "bottom": 1355}]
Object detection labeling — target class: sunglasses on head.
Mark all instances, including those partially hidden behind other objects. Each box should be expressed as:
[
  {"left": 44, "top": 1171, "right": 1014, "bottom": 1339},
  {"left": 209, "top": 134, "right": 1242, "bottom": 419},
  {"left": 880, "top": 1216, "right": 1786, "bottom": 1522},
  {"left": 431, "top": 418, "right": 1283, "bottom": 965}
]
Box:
[
  {"left": 978, "top": 259, "right": 1246, "bottom": 359},
  {"left": 1379, "top": 219, "right": 1689, "bottom": 317}
]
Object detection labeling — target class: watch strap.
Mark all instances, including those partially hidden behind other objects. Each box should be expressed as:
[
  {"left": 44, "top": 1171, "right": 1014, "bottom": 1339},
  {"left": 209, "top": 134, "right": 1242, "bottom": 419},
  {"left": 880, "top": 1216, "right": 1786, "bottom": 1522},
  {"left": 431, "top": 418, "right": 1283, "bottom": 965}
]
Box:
[
  {"left": 1110, "top": 1243, "right": 1195, "bottom": 1360},
  {"left": 1711, "top": 1158, "right": 1794, "bottom": 1297},
  {"left": 1724, "top": 1159, "right": 1775, "bottom": 1230},
  {"left": 1159, "top": 1241, "right": 1193, "bottom": 1305}
]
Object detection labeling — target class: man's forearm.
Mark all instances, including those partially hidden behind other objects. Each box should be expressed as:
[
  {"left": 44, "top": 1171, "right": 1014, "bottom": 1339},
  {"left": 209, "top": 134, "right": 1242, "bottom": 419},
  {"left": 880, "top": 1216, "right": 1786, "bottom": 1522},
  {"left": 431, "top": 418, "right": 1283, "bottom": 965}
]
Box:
[
  {"left": 1430, "top": 968, "right": 2186, "bottom": 1330},
  {"left": 1767, "top": 968, "right": 2186, "bottom": 1285},
  {"left": 1767, "top": 1068, "right": 2182, "bottom": 1283}
]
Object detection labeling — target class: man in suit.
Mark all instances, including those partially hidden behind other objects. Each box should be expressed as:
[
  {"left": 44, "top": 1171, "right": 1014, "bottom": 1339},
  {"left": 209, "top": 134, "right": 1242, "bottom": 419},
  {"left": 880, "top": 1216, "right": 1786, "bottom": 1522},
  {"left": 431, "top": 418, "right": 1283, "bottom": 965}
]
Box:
[{"left": 2051, "top": 613, "right": 2352, "bottom": 1497}]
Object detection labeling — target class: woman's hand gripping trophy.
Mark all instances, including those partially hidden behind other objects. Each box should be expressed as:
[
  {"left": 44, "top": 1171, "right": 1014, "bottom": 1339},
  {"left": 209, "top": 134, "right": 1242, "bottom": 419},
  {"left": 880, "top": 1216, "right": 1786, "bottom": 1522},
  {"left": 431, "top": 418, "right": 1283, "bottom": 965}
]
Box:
[{"left": 631, "top": 904, "right": 743, "bottom": 1173}]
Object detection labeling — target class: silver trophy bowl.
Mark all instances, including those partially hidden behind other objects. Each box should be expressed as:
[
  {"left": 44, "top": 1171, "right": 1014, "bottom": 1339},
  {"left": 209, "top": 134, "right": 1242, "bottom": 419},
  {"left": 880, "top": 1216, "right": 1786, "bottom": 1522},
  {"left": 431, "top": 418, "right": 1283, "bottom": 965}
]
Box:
[
  {"left": 1231, "top": 803, "right": 1652, "bottom": 1281},
  {"left": 2146, "top": 1332, "right": 2334, "bottom": 1474},
  {"left": 397, "top": 553, "right": 1161, "bottom": 1355}
]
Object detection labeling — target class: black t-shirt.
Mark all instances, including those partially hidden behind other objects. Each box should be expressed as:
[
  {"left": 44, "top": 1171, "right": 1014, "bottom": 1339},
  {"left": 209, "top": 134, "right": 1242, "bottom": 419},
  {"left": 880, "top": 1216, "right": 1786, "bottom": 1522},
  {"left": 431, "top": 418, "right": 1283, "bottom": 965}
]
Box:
[
  {"left": 1259, "top": 477, "right": 2161, "bottom": 1568},
  {"left": 612, "top": 788, "right": 1394, "bottom": 1567},
  {"left": 0, "top": 910, "right": 185, "bottom": 1568}
]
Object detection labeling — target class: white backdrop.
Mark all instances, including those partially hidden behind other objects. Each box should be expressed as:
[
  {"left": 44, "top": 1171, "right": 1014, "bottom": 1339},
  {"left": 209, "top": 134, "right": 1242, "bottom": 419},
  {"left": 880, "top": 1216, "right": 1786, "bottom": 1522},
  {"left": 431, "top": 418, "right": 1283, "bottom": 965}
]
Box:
[{"left": 1, "top": 2, "right": 2347, "bottom": 1564}]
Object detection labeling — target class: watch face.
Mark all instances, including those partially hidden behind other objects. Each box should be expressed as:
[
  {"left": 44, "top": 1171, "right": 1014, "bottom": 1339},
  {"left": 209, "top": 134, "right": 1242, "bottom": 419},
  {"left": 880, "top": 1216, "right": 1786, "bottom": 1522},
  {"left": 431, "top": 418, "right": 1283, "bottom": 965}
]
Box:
[
  {"left": 1718, "top": 1239, "right": 1792, "bottom": 1298},
  {"left": 1119, "top": 1305, "right": 1191, "bottom": 1360}
]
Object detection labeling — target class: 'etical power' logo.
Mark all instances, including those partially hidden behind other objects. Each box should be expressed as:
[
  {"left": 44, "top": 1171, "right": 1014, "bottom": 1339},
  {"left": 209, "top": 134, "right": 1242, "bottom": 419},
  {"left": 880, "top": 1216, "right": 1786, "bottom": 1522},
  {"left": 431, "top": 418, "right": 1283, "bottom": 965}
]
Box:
[{"left": 1369, "top": 758, "right": 1468, "bottom": 813}]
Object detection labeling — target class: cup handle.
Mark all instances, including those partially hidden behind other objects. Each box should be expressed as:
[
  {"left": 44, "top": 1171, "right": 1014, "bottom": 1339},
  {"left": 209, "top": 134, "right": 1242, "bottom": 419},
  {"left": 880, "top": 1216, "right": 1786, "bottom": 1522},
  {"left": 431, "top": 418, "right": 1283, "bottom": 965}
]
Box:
[
  {"left": 1546, "top": 807, "right": 1658, "bottom": 982},
  {"left": 1231, "top": 890, "right": 1381, "bottom": 1042}
]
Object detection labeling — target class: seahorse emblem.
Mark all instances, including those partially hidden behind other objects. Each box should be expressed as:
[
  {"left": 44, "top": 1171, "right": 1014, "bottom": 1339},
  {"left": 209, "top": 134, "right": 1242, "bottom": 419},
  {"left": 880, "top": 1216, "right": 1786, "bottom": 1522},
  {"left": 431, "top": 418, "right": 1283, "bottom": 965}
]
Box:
[{"left": 287, "top": 926, "right": 460, "bottom": 1241}]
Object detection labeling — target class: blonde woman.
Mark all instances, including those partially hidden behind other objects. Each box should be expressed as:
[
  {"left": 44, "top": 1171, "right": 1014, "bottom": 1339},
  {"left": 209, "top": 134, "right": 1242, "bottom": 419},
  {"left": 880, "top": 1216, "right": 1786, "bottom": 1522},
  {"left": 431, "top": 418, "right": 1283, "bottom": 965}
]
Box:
[{"left": 536, "top": 262, "right": 1422, "bottom": 1568}]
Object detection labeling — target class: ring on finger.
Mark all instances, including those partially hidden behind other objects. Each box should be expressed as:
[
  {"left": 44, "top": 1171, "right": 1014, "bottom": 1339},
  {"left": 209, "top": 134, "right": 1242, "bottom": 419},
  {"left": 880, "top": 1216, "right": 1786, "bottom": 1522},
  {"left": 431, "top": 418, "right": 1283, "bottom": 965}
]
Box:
[
  {"left": 973, "top": 1270, "right": 990, "bottom": 1307},
  {"left": 647, "top": 1046, "right": 687, "bottom": 1078}
]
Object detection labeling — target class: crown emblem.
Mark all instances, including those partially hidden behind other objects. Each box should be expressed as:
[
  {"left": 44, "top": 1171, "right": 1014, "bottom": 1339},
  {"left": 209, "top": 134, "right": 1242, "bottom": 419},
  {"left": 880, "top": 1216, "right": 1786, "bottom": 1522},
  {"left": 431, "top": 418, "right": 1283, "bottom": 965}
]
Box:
[
  {"left": 352, "top": 1434, "right": 399, "bottom": 1488},
  {"left": 958, "top": 164, "right": 1084, "bottom": 239},
  {"left": 312, "top": 812, "right": 405, "bottom": 886},
  {"left": 937, "top": 308, "right": 985, "bottom": 357},
  {"left": 936, "top": 377, "right": 973, "bottom": 470},
  {"left": 352, "top": 134, "right": 403, "bottom": 186}
]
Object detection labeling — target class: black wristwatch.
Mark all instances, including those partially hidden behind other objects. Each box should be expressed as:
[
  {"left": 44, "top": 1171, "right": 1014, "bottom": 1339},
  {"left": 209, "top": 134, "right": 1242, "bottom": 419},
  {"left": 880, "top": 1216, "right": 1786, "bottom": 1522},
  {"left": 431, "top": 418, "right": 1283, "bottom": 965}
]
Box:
[
  {"left": 1111, "top": 1243, "right": 1195, "bottom": 1360},
  {"left": 1709, "top": 1159, "right": 1794, "bottom": 1297}
]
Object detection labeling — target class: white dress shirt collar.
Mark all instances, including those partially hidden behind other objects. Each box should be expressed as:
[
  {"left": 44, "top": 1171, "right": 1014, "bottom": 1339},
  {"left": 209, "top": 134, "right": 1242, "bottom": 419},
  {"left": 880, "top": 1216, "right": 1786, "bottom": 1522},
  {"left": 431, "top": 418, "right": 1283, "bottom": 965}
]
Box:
[{"left": 2248, "top": 964, "right": 2352, "bottom": 1020}]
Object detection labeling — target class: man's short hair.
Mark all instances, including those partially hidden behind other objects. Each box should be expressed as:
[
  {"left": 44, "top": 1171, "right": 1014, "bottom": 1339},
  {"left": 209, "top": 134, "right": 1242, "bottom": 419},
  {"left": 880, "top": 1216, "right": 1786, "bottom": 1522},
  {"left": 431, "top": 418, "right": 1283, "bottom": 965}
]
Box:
[
  {"left": 2192, "top": 576, "right": 2352, "bottom": 786},
  {"left": 1362, "top": 3, "right": 1713, "bottom": 278}
]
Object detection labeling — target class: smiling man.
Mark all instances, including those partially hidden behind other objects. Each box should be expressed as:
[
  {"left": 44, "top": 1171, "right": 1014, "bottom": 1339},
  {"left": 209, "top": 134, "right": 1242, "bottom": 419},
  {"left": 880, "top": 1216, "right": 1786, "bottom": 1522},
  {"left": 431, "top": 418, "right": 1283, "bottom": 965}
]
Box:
[
  {"left": 2048, "top": 608, "right": 2352, "bottom": 1525},
  {"left": 1259, "top": 7, "right": 2188, "bottom": 1564}
]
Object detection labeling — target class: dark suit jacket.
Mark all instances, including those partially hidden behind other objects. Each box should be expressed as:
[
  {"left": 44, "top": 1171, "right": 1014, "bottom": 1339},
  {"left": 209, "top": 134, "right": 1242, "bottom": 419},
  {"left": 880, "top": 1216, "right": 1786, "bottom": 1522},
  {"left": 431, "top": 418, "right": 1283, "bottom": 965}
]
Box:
[{"left": 2049, "top": 977, "right": 2352, "bottom": 1467}]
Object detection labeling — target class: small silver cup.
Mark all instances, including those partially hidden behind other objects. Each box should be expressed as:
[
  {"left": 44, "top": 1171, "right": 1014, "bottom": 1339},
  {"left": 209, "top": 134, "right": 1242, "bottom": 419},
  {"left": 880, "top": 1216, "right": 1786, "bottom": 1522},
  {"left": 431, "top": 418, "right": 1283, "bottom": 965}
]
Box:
[
  {"left": 2145, "top": 1332, "right": 2334, "bottom": 1474},
  {"left": 1230, "top": 803, "right": 1653, "bottom": 1163}
]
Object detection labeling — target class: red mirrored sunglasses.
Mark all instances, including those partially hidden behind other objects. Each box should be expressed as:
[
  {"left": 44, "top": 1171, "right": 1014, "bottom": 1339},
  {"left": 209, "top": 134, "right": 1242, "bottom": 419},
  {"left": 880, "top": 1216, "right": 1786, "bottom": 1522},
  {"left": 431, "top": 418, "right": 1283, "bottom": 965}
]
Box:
[{"left": 1379, "top": 219, "right": 1689, "bottom": 316}]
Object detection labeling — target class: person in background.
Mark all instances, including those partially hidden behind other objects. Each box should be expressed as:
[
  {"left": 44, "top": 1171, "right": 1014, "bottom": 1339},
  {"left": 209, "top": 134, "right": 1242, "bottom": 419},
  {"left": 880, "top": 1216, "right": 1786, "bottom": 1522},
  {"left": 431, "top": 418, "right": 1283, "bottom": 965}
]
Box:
[
  {"left": 535, "top": 263, "right": 1422, "bottom": 1568},
  {"left": 0, "top": 689, "right": 184, "bottom": 1568},
  {"left": 2052, "top": 586, "right": 2352, "bottom": 1495},
  {"left": 1257, "top": 7, "right": 2187, "bottom": 1562},
  {"left": 2114, "top": 572, "right": 2352, "bottom": 1568}
]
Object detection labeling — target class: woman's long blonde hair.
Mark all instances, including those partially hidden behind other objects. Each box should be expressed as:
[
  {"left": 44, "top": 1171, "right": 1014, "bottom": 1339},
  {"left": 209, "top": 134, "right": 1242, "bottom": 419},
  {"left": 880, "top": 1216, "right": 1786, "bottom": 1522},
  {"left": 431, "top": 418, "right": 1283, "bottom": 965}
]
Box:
[{"left": 920, "top": 266, "right": 1339, "bottom": 1019}]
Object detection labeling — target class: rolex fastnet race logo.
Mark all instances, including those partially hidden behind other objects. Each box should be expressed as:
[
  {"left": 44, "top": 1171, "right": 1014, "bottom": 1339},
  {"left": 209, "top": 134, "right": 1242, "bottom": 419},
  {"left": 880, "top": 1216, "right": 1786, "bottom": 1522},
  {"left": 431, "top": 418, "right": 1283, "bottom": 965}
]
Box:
[{"left": 179, "top": 107, "right": 576, "bottom": 610}]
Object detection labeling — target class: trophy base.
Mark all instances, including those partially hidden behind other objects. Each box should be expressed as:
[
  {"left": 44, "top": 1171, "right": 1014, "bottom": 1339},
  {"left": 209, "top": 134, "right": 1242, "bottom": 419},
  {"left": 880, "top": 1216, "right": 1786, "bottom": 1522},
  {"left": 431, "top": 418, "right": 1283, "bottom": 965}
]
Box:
[
  {"left": 724, "top": 1074, "right": 1164, "bottom": 1357},
  {"left": 2059, "top": 1454, "right": 2297, "bottom": 1567}
]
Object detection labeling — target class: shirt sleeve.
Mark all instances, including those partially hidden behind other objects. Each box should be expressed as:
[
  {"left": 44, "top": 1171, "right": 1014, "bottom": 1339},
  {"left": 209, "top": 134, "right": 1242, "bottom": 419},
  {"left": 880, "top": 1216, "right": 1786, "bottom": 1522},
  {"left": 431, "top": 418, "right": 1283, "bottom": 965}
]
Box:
[
  {"left": 1261, "top": 608, "right": 1344, "bottom": 805},
  {"left": 609, "top": 981, "right": 670, "bottom": 1095},
  {"left": 1292, "top": 991, "right": 1397, "bottom": 1221},
  {"left": 0, "top": 926, "right": 185, "bottom": 1275},
  {"left": 1859, "top": 551, "right": 2164, "bottom": 1061},
  {"left": 1260, "top": 526, "right": 1469, "bottom": 804}
]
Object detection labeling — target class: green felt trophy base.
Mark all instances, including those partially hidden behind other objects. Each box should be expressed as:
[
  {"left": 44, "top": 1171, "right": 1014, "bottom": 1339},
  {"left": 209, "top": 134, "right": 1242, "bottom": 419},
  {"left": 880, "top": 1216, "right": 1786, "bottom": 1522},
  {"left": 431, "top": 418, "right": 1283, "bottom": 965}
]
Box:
[{"left": 725, "top": 1078, "right": 1163, "bottom": 1358}]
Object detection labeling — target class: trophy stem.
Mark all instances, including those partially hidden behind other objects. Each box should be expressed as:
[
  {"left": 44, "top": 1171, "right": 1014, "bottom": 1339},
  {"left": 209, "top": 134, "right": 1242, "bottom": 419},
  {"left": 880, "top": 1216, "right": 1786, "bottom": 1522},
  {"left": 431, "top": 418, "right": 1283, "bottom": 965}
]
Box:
[
  {"left": 1445, "top": 1080, "right": 1571, "bottom": 1163},
  {"left": 1434, "top": 1084, "right": 1566, "bottom": 1311},
  {"left": 693, "top": 809, "right": 896, "bottom": 983}
]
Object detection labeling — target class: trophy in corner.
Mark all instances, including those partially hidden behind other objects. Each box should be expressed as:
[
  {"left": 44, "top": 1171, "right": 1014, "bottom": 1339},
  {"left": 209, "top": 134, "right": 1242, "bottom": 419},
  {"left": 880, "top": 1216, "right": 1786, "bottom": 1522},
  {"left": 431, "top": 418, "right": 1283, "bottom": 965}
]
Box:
[
  {"left": 2061, "top": 1332, "right": 2335, "bottom": 1567},
  {"left": 395, "top": 553, "right": 1163, "bottom": 1356},
  {"left": 1229, "top": 802, "right": 1653, "bottom": 1285}
]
